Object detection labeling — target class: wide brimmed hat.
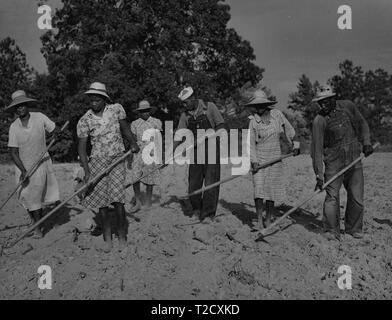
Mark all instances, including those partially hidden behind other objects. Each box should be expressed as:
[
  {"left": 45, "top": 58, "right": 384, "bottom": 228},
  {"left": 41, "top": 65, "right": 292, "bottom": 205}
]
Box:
[
  {"left": 136, "top": 100, "right": 152, "bottom": 111},
  {"left": 178, "top": 87, "right": 194, "bottom": 101},
  {"left": 244, "top": 90, "right": 277, "bottom": 107},
  {"left": 84, "top": 82, "right": 111, "bottom": 101},
  {"left": 312, "top": 85, "right": 336, "bottom": 102},
  {"left": 5, "top": 90, "right": 37, "bottom": 111}
]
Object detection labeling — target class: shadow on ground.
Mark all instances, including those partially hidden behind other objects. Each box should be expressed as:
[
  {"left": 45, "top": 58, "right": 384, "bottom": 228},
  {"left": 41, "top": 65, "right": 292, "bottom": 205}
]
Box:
[
  {"left": 43, "top": 203, "right": 83, "bottom": 236},
  {"left": 219, "top": 199, "right": 256, "bottom": 228},
  {"left": 219, "top": 199, "right": 323, "bottom": 234},
  {"left": 373, "top": 218, "right": 392, "bottom": 229}
]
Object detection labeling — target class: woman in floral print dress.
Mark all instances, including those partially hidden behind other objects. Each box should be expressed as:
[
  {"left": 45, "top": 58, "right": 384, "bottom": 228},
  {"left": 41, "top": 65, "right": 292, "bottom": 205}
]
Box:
[{"left": 128, "top": 100, "right": 162, "bottom": 212}]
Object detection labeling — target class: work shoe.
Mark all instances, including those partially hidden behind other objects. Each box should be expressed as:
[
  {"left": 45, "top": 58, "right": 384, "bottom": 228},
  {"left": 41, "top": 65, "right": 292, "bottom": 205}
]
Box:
[
  {"left": 201, "top": 216, "right": 214, "bottom": 225},
  {"left": 130, "top": 201, "right": 142, "bottom": 213},
  {"left": 322, "top": 231, "right": 341, "bottom": 242},
  {"left": 90, "top": 225, "right": 103, "bottom": 237},
  {"left": 31, "top": 229, "right": 44, "bottom": 239},
  {"left": 191, "top": 209, "right": 201, "bottom": 219},
  {"left": 346, "top": 232, "right": 364, "bottom": 239},
  {"left": 95, "top": 239, "right": 112, "bottom": 253}
]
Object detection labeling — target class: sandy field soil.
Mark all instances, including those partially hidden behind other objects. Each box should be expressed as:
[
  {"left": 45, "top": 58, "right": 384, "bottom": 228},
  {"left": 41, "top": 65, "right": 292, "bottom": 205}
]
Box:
[{"left": 0, "top": 153, "right": 391, "bottom": 300}]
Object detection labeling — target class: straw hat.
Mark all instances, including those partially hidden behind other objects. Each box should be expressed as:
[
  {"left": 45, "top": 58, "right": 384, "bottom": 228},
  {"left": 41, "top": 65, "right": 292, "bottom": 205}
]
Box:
[
  {"left": 5, "top": 90, "right": 37, "bottom": 111},
  {"left": 312, "top": 85, "right": 336, "bottom": 102},
  {"left": 136, "top": 100, "right": 152, "bottom": 111},
  {"left": 244, "top": 90, "right": 277, "bottom": 107},
  {"left": 178, "top": 87, "right": 194, "bottom": 101},
  {"left": 84, "top": 82, "right": 111, "bottom": 101}
]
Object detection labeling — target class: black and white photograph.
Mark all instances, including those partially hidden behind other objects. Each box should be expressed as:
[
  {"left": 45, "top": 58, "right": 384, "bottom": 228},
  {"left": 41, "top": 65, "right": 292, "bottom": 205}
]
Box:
[{"left": 0, "top": 0, "right": 391, "bottom": 304}]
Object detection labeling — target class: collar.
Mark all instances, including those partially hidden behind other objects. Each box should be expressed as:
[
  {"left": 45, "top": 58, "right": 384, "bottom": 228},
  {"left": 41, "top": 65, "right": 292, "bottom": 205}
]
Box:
[
  {"left": 17, "top": 112, "right": 32, "bottom": 127},
  {"left": 138, "top": 116, "right": 152, "bottom": 123},
  {"left": 188, "top": 99, "right": 207, "bottom": 118},
  {"left": 324, "top": 107, "right": 340, "bottom": 119},
  {"left": 89, "top": 104, "right": 109, "bottom": 117},
  {"left": 249, "top": 110, "right": 272, "bottom": 123},
  {"left": 249, "top": 113, "right": 262, "bottom": 123},
  {"left": 88, "top": 105, "right": 113, "bottom": 121}
]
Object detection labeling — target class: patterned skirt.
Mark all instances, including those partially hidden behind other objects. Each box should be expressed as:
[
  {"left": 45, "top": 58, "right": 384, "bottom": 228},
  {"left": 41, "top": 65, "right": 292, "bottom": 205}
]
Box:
[
  {"left": 252, "top": 140, "right": 285, "bottom": 203},
  {"left": 127, "top": 152, "right": 161, "bottom": 186},
  {"left": 83, "top": 155, "right": 126, "bottom": 209}
]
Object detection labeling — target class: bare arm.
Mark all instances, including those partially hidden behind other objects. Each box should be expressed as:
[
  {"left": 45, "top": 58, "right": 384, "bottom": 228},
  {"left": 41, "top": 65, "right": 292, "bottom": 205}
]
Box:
[
  {"left": 78, "top": 137, "right": 90, "bottom": 182},
  {"left": 9, "top": 147, "right": 29, "bottom": 185},
  {"left": 249, "top": 120, "right": 258, "bottom": 172},
  {"left": 9, "top": 147, "right": 26, "bottom": 175},
  {"left": 280, "top": 112, "right": 296, "bottom": 144},
  {"left": 207, "top": 102, "right": 225, "bottom": 129},
  {"left": 119, "top": 119, "right": 139, "bottom": 153}
]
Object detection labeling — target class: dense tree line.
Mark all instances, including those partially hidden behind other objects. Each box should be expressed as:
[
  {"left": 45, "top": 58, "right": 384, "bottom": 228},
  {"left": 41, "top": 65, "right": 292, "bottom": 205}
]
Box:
[
  {"left": 1, "top": 0, "right": 263, "bottom": 161},
  {"left": 289, "top": 60, "right": 392, "bottom": 146},
  {"left": 1, "top": 1, "right": 391, "bottom": 161}
]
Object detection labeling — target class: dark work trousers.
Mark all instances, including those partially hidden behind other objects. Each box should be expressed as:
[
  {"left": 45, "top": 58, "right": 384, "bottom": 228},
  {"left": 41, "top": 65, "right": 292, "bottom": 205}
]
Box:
[
  {"left": 324, "top": 164, "right": 364, "bottom": 235},
  {"left": 323, "top": 109, "right": 364, "bottom": 235},
  {"left": 187, "top": 114, "right": 220, "bottom": 219}
]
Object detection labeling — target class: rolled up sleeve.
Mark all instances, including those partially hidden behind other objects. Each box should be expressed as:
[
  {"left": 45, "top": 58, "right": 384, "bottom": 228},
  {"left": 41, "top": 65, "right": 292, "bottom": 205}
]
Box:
[
  {"left": 8, "top": 125, "right": 18, "bottom": 148},
  {"left": 41, "top": 113, "right": 56, "bottom": 133},
  {"left": 77, "top": 118, "right": 89, "bottom": 138},
  {"left": 207, "top": 102, "right": 225, "bottom": 129},
  {"left": 278, "top": 110, "right": 296, "bottom": 143},
  {"left": 114, "top": 104, "right": 127, "bottom": 121}
]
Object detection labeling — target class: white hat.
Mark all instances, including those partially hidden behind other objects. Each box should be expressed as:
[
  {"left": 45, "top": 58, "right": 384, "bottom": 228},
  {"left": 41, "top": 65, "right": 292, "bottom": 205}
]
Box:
[
  {"left": 312, "top": 85, "right": 336, "bottom": 102},
  {"left": 5, "top": 90, "right": 37, "bottom": 111},
  {"left": 136, "top": 100, "right": 152, "bottom": 111},
  {"left": 244, "top": 90, "right": 277, "bottom": 107},
  {"left": 178, "top": 87, "right": 194, "bottom": 101},
  {"left": 84, "top": 82, "right": 111, "bottom": 100}
]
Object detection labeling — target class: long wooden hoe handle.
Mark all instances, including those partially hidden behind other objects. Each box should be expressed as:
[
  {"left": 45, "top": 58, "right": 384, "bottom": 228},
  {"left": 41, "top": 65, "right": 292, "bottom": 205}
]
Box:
[
  {"left": 0, "top": 121, "right": 70, "bottom": 213},
  {"left": 259, "top": 142, "right": 381, "bottom": 238},
  {"left": 6, "top": 149, "right": 132, "bottom": 249},
  {"left": 182, "top": 153, "right": 294, "bottom": 199}
]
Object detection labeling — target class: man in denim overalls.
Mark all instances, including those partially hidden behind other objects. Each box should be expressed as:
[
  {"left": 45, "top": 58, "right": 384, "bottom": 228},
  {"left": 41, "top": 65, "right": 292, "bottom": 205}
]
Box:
[
  {"left": 177, "top": 87, "right": 225, "bottom": 223},
  {"left": 311, "top": 85, "right": 373, "bottom": 241}
]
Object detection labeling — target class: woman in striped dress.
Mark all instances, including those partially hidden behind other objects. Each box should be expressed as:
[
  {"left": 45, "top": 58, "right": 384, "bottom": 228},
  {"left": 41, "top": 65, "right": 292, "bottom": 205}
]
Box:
[{"left": 246, "top": 90, "right": 300, "bottom": 229}]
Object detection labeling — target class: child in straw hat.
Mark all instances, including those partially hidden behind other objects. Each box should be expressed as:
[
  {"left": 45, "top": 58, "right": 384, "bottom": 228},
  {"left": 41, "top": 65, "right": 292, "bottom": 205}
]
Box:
[{"left": 128, "top": 100, "right": 162, "bottom": 212}]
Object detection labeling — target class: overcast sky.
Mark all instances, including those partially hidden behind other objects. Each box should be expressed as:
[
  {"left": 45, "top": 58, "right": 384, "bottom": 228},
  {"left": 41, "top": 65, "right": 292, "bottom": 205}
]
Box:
[{"left": 1, "top": 0, "right": 392, "bottom": 108}]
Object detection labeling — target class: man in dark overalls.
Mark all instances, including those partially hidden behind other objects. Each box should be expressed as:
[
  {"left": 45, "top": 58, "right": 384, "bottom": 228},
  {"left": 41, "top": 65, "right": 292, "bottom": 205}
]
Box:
[
  {"left": 177, "top": 87, "right": 225, "bottom": 223},
  {"left": 311, "top": 85, "right": 373, "bottom": 241}
]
